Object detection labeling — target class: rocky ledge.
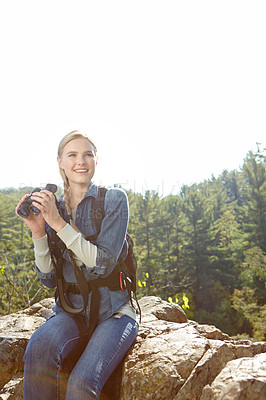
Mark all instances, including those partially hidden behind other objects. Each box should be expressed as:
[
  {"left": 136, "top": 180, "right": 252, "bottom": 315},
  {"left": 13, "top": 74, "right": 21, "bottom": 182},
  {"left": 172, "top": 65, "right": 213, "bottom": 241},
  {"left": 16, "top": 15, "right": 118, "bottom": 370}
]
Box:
[{"left": 0, "top": 296, "right": 265, "bottom": 400}]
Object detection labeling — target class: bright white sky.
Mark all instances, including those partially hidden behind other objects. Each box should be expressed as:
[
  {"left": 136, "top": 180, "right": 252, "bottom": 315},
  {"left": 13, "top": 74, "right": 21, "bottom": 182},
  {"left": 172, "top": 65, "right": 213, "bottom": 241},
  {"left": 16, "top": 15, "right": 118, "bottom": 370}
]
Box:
[{"left": 0, "top": 0, "right": 265, "bottom": 196}]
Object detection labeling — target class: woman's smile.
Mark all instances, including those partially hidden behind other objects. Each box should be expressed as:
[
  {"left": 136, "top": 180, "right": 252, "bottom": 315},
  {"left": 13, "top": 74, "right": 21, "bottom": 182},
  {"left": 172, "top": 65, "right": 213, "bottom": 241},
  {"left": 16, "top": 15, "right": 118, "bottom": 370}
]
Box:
[{"left": 74, "top": 169, "right": 89, "bottom": 173}]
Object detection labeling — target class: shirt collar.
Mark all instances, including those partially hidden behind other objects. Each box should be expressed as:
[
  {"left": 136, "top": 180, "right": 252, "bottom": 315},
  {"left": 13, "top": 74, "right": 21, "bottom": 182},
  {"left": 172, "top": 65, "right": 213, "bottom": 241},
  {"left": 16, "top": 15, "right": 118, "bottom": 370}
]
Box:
[
  {"left": 58, "top": 181, "right": 98, "bottom": 205},
  {"left": 83, "top": 182, "right": 98, "bottom": 199}
]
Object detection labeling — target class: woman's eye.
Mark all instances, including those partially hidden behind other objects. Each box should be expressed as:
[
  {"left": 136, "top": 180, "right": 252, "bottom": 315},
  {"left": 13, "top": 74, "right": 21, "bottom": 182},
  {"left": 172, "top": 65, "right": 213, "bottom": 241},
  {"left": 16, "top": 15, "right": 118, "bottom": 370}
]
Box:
[{"left": 86, "top": 153, "right": 94, "bottom": 157}]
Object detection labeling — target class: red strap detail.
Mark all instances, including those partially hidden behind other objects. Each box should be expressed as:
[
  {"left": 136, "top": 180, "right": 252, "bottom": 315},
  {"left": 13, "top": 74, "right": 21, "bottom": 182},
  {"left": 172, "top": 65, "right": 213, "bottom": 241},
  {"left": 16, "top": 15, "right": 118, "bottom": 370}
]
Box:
[{"left": 120, "top": 272, "right": 126, "bottom": 291}]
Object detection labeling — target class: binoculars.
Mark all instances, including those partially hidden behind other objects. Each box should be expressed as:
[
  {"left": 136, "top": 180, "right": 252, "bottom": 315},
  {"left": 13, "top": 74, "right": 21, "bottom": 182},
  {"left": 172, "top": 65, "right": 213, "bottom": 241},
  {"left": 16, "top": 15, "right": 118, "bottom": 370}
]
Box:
[{"left": 17, "top": 184, "right": 57, "bottom": 218}]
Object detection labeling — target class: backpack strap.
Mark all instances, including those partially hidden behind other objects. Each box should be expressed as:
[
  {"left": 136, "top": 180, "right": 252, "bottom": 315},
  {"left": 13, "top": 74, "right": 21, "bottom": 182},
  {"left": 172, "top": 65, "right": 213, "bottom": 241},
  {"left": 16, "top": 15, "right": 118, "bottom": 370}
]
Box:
[
  {"left": 48, "top": 230, "right": 85, "bottom": 314},
  {"left": 88, "top": 188, "right": 141, "bottom": 320},
  {"left": 86, "top": 186, "right": 108, "bottom": 241}
]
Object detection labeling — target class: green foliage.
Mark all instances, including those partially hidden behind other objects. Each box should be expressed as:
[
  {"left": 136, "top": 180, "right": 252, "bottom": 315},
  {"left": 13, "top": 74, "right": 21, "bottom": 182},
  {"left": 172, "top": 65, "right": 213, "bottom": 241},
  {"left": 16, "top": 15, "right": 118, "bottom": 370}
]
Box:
[
  {"left": 231, "top": 246, "right": 266, "bottom": 341},
  {"left": 242, "top": 145, "right": 266, "bottom": 251},
  {"left": 127, "top": 145, "right": 266, "bottom": 340},
  {"left": 0, "top": 187, "right": 54, "bottom": 314}
]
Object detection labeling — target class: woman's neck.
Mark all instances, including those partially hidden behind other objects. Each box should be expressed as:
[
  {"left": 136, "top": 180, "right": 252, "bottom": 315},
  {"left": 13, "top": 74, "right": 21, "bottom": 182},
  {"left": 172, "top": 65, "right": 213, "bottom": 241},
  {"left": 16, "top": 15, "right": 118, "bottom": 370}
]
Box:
[{"left": 69, "top": 182, "right": 91, "bottom": 209}]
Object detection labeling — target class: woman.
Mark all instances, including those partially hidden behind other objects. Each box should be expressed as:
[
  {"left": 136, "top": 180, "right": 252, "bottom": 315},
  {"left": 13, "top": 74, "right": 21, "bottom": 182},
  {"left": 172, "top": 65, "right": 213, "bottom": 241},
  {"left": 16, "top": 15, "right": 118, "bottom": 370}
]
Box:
[{"left": 16, "top": 131, "right": 138, "bottom": 400}]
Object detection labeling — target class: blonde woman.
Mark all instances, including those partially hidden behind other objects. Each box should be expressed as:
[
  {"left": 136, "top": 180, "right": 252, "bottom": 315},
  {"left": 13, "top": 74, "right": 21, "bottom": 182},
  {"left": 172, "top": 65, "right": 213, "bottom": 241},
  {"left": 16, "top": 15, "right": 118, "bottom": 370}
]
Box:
[{"left": 16, "top": 131, "right": 138, "bottom": 400}]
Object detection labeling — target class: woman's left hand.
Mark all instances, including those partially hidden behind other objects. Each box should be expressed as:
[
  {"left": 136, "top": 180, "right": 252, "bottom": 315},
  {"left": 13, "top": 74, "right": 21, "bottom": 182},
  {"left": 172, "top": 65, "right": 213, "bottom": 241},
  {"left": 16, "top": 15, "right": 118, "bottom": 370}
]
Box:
[{"left": 31, "top": 190, "right": 66, "bottom": 232}]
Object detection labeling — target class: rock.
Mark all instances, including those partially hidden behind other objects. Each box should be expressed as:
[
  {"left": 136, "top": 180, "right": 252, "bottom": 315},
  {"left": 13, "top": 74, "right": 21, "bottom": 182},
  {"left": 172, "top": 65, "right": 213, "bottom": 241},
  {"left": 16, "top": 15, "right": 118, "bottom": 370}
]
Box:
[
  {"left": 0, "top": 296, "right": 265, "bottom": 400},
  {"left": 0, "top": 376, "right": 23, "bottom": 400},
  {"left": 0, "top": 298, "right": 55, "bottom": 392},
  {"left": 0, "top": 337, "right": 28, "bottom": 391},
  {"left": 138, "top": 295, "right": 188, "bottom": 323},
  {"left": 201, "top": 352, "right": 266, "bottom": 400},
  {"left": 0, "top": 298, "right": 55, "bottom": 340}
]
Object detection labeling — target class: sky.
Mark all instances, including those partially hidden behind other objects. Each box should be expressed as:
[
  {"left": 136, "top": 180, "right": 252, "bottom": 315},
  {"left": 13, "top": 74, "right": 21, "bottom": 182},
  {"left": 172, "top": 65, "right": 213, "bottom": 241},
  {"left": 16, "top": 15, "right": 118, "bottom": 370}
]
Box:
[{"left": 0, "top": 0, "right": 265, "bottom": 196}]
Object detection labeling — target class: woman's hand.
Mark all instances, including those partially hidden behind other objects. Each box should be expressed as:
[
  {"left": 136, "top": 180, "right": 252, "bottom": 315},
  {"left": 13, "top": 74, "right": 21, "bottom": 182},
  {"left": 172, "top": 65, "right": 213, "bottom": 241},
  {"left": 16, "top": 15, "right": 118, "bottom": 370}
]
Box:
[
  {"left": 30, "top": 190, "right": 67, "bottom": 233},
  {"left": 16, "top": 191, "right": 67, "bottom": 237},
  {"left": 16, "top": 194, "right": 46, "bottom": 238}
]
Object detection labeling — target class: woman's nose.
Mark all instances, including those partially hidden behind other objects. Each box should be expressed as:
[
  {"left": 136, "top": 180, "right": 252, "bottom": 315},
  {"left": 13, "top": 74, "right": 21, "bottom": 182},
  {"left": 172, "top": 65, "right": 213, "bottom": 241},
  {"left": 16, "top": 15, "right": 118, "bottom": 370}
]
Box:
[{"left": 77, "top": 156, "right": 85, "bottom": 164}]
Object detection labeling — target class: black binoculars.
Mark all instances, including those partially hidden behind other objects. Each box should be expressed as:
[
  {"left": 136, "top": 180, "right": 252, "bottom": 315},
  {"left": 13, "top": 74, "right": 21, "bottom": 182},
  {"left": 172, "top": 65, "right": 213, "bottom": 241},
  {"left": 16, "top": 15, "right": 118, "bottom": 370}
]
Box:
[{"left": 17, "top": 184, "right": 58, "bottom": 218}]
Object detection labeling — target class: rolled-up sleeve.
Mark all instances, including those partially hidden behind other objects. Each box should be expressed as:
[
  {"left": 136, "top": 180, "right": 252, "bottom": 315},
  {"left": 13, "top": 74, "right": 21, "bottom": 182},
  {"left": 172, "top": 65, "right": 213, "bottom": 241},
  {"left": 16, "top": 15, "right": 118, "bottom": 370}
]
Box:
[
  {"left": 57, "top": 223, "right": 97, "bottom": 269},
  {"left": 33, "top": 235, "right": 54, "bottom": 273}
]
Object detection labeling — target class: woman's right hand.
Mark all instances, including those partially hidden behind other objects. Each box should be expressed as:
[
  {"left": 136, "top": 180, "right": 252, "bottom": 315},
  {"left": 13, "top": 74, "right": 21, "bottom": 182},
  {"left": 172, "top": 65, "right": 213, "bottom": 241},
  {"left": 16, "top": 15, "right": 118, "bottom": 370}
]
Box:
[{"left": 15, "top": 194, "right": 46, "bottom": 239}]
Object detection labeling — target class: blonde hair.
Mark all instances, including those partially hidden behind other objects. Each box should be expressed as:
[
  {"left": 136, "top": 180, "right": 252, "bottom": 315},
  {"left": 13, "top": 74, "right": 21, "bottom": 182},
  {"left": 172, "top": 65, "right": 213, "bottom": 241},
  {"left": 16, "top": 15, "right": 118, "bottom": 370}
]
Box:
[{"left": 58, "top": 130, "right": 97, "bottom": 231}]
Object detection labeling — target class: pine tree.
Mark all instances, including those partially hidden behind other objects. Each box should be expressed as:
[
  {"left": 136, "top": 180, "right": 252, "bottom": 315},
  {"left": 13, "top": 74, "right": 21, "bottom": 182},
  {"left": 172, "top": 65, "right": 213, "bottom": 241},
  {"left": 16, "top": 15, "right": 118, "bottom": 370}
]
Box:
[
  {"left": 128, "top": 190, "right": 165, "bottom": 295},
  {"left": 231, "top": 246, "right": 266, "bottom": 341},
  {"left": 154, "top": 194, "right": 188, "bottom": 300},
  {"left": 242, "top": 145, "right": 266, "bottom": 250},
  {"left": 180, "top": 183, "right": 213, "bottom": 312}
]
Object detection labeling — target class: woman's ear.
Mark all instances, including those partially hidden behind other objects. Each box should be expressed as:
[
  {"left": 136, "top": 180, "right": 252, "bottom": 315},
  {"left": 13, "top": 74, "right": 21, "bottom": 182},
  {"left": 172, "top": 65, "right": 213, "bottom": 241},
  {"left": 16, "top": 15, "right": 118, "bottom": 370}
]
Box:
[{"left": 57, "top": 156, "right": 63, "bottom": 168}]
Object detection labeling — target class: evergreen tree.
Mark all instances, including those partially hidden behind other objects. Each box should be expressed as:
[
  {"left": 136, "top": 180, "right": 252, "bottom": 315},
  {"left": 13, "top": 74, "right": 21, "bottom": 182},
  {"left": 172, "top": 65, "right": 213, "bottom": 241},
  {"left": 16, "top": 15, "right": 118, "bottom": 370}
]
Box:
[
  {"left": 180, "top": 183, "right": 213, "bottom": 312},
  {"left": 242, "top": 145, "right": 266, "bottom": 250},
  {"left": 231, "top": 246, "right": 266, "bottom": 341},
  {"left": 128, "top": 190, "right": 165, "bottom": 295},
  {"left": 220, "top": 169, "right": 247, "bottom": 207},
  {"left": 155, "top": 194, "right": 188, "bottom": 300}
]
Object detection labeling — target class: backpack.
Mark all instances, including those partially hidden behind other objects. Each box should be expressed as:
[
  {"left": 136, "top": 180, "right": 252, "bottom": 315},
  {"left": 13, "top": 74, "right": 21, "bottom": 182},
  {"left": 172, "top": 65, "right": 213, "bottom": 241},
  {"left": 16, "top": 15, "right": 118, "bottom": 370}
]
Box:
[
  {"left": 89, "top": 186, "right": 138, "bottom": 297},
  {"left": 87, "top": 187, "right": 140, "bottom": 318},
  {"left": 49, "top": 186, "right": 140, "bottom": 331}
]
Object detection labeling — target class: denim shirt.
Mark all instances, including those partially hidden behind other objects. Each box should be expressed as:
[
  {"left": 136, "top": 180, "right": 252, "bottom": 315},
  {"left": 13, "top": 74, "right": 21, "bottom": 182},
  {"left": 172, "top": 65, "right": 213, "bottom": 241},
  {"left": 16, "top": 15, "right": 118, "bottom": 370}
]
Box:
[{"left": 35, "top": 183, "right": 130, "bottom": 324}]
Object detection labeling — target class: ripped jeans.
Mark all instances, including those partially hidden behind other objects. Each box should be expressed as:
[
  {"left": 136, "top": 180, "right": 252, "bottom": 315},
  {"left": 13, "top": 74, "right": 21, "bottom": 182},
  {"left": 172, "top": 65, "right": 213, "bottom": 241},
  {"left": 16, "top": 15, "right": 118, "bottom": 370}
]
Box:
[{"left": 23, "top": 311, "right": 138, "bottom": 400}]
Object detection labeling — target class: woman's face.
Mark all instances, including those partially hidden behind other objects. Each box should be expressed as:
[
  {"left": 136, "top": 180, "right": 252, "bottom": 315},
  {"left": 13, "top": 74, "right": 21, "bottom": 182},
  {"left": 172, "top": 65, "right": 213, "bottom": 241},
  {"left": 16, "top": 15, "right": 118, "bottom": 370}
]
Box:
[{"left": 58, "top": 138, "right": 97, "bottom": 188}]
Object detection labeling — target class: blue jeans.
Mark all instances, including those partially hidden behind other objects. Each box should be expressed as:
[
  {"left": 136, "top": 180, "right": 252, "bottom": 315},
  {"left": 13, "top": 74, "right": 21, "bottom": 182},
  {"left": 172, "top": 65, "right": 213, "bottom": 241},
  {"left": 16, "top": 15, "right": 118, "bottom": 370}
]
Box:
[{"left": 23, "top": 312, "right": 138, "bottom": 400}]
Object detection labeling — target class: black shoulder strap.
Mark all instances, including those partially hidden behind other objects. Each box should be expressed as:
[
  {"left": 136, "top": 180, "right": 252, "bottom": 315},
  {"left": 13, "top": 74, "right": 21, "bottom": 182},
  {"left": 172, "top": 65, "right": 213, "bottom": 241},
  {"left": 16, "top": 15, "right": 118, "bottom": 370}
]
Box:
[{"left": 87, "top": 186, "right": 108, "bottom": 240}]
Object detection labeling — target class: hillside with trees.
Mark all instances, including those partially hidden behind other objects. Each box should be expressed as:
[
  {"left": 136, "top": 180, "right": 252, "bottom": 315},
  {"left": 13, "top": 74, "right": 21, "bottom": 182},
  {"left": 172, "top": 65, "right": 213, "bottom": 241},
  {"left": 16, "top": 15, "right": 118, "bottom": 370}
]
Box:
[{"left": 0, "top": 145, "right": 265, "bottom": 341}]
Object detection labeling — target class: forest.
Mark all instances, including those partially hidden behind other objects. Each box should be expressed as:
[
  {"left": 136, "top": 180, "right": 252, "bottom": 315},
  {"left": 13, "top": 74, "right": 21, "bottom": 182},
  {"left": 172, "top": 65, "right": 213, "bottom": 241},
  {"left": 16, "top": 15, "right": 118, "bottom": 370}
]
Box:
[{"left": 0, "top": 145, "right": 265, "bottom": 341}]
